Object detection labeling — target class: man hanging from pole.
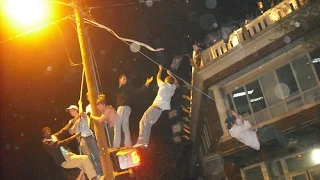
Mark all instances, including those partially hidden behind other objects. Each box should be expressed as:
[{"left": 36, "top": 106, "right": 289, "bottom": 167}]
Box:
[
  {"left": 42, "top": 117, "right": 102, "bottom": 180},
  {"left": 67, "top": 104, "right": 103, "bottom": 178},
  {"left": 133, "top": 65, "right": 179, "bottom": 148}
]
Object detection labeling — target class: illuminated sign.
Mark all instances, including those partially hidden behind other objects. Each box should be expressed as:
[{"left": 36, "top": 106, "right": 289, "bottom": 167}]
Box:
[{"left": 116, "top": 148, "right": 141, "bottom": 169}]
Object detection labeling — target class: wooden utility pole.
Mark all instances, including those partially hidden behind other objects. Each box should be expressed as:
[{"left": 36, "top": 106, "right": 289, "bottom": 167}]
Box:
[{"left": 73, "top": 0, "right": 114, "bottom": 179}]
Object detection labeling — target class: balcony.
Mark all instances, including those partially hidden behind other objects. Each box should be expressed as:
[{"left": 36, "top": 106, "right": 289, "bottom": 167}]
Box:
[{"left": 196, "top": 0, "right": 309, "bottom": 68}]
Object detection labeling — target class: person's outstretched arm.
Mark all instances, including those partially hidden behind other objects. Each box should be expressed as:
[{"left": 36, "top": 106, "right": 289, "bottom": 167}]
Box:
[{"left": 157, "top": 65, "right": 163, "bottom": 84}]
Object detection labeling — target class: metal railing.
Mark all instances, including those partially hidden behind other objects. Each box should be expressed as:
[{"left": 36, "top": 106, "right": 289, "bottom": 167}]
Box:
[{"left": 199, "top": 0, "right": 308, "bottom": 67}]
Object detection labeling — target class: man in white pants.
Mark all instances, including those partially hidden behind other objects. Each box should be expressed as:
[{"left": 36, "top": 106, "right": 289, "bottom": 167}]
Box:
[
  {"left": 42, "top": 122, "right": 101, "bottom": 180},
  {"left": 116, "top": 74, "right": 153, "bottom": 147},
  {"left": 133, "top": 65, "right": 179, "bottom": 148}
]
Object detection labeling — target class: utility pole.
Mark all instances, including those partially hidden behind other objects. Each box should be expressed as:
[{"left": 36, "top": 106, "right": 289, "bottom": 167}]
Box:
[{"left": 73, "top": 0, "right": 114, "bottom": 179}]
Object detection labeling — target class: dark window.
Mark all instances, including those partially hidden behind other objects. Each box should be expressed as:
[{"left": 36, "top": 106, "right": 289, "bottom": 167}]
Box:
[
  {"left": 276, "top": 64, "right": 299, "bottom": 98},
  {"left": 232, "top": 87, "right": 251, "bottom": 115},
  {"left": 292, "top": 55, "right": 317, "bottom": 92},
  {"left": 310, "top": 48, "right": 320, "bottom": 80},
  {"left": 260, "top": 71, "right": 281, "bottom": 106},
  {"left": 244, "top": 166, "right": 264, "bottom": 180},
  {"left": 246, "top": 80, "right": 266, "bottom": 112}
]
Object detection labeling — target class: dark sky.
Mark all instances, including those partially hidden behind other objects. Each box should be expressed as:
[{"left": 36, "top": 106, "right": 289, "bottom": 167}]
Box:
[{"left": 0, "top": 0, "right": 258, "bottom": 179}]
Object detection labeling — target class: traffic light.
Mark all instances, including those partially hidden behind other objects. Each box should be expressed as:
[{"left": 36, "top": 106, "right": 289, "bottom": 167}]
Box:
[{"left": 116, "top": 148, "right": 141, "bottom": 170}]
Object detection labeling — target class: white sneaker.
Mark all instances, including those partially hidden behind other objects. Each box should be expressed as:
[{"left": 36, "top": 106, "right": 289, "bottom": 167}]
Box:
[{"left": 133, "top": 143, "right": 148, "bottom": 148}]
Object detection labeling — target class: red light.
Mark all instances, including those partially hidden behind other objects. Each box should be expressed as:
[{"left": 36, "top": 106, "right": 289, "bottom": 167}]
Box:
[
  {"left": 132, "top": 151, "right": 140, "bottom": 164},
  {"left": 117, "top": 149, "right": 141, "bottom": 169}
]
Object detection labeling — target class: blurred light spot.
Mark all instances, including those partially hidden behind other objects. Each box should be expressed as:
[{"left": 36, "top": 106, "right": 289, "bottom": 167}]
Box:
[
  {"left": 146, "top": 0, "right": 153, "bottom": 7},
  {"left": 100, "top": 50, "right": 105, "bottom": 55},
  {"left": 5, "top": 144, "right": 11, "bottom": 150},
  {"left": 14, "top": 144, "right": 19, "bottom": 150},
  {"left": 54, "top": 118, "right": 57, "bottom": 121},
  {"left": 47, "top": 66, "right": 52, "bottom": 72},
  {"left": 112, "top": 68, "right": 117, "bottom": 72},
  {"left": 13, "top": 113, "right": 18, "bottom": 118},
  {"left": 312, "top": 149, "right": 320, "bottom": 164},
  {"left": 274, "top": 83, "right": 290, "bottom": 99},
  {"left": 212, "top": 23, "right": 219, "bottom": 28},
  {"left": 205, "top": 0, "right": 217, "bottom": 9},
  {"left": 21, "top": 133, "right": 24, "bottom": 137},
  {"left": 283, "top": 36, "right": 291, "bottom": 44},
  {"left": 130, "top": 42, "right": 140, "bottom": 52},
  {"left": 294, "top": 22, "right": 300, "bottom": 27}
]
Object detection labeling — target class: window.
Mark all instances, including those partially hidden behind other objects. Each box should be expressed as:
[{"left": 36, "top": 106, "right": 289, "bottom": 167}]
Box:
[
  {"left": 260, "top": 71, "right": 281, "bottom": 106},
  {"left": 310, "top": 169, "right": 320, "bottom": 180},
  {"left": 225, "top": 52, "right": 320, "bottom": 125},
  {"left": 310, "top": 48, "right": 320, "bottom": 80},
  {"left": 292, "top": 55, "right": 317, "bottom": 92},
  {"left": 276, "top": 64, "right": 299, "bottom": 98},
  {"left": 285, "top": 152, "right": 312, "bottom": 172},
  {"left": 246, "top": 80, "right": 267, "bottom": 112},
  {"left": 232, "top": 87, "right": 251, "bottom": 116},
  {"left": 244, "top": 166, "right": 264, "bottom": 180}
]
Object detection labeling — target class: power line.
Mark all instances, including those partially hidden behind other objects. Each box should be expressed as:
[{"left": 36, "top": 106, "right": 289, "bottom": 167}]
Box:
[
  {"left": 0, "top": 16, "right": 71, "bottom": 44},
  {"left": 83, "top": 18, "right": 231, "bottom": 111}
]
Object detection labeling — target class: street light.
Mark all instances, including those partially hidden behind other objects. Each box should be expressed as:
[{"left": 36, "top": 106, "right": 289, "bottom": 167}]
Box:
[
  {"left": 3, "top": 0, "right": 50, "bottom": 26},
  {"left": 312, "top": 149, "right": 320, "bottom": 164}
]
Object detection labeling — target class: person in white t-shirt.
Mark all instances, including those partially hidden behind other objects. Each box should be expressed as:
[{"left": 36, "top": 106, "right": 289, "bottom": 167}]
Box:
[
  {"left": 133, "top": 65, "right": 179, "bottom": 148},
  {"left": 225, "top": 111, "right": 297, "bottom": 150}
]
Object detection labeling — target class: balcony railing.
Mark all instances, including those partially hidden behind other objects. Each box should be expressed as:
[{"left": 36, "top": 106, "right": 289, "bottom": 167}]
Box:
[{"left": 198, "top": 0, "right": 308, "bottom": 67}]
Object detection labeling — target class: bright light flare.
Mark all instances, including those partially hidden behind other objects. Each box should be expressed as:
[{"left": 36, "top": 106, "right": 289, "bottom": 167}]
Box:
[
  {"left": 3, "top": 0, "right": 48, "bottom": 25},
  {"left": 312, "top": 149, "right": 320, "bottom": 164}
]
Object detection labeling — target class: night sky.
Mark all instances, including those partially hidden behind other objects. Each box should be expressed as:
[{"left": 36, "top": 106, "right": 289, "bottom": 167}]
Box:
[{"left": 0, "top": 0, "right": 259, "bottom": 179}]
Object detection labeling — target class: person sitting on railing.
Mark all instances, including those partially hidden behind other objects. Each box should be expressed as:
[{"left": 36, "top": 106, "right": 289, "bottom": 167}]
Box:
[{"left": 225, "top": 111, "right": 298, "bottom": 150}]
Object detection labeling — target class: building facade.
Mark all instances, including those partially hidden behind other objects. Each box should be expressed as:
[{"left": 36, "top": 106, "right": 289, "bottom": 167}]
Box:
[{"left": 190, "top": 0, "right": 320, "bottom": 179}]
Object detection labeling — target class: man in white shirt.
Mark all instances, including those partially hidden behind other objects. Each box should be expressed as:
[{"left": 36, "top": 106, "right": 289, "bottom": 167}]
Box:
[
  {"left": 133, "top": 65, "right": 179, "bottom": 148},
  {"left": 225, "top": 111, "right": 297, "bottom": 150}
]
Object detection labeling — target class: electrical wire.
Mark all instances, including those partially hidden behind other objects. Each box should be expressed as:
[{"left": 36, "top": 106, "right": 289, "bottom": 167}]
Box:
[
  {"left": 83, "top": 19, "right": 231, "bottom": 111},
  {"left": 89, "top": 0, "right": 163, "bottom": 10},
  {"left": 0, "top": 16, "right": 70, "bottom": 44},
  {"left": 87, "top": 32, "right": 102, "bottom": 86},
  {"left": 56, "top": 23, "right": 82, "bottom": 66}
]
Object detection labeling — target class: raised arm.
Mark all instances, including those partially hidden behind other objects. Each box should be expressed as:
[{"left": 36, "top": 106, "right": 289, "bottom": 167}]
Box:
[
  {"left": 231, "top": 111, "right": 244, "bottom": 121},
  {"left": 166, "top": 70, "right": 180, "bottom": 88},
  {"left": 157, "top": 65, "right": 163, "bottom": 84}
]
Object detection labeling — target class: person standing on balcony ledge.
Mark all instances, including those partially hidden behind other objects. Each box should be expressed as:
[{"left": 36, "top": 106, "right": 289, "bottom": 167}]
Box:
[
  {"left": 133, "top": 65, "right": 179, "bottom": 148},
  {"left": 225, "top": 111, "right": 297, "bottom": 150}
]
